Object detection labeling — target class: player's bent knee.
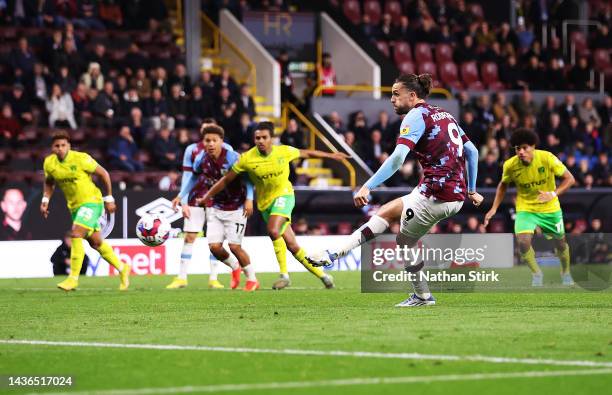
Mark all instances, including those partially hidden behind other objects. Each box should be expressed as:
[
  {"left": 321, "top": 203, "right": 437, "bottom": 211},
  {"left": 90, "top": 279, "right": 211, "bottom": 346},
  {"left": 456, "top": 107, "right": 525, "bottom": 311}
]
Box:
[{"left": 209, "top": 243, "right": 225, "bottom": 256}]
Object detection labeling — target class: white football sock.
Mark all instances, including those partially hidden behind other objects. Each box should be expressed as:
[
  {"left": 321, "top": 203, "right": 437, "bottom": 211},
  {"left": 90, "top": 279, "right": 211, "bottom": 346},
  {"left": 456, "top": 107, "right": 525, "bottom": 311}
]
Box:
[
  {"left": 222, "top": 253, "right": 239, "bottom": 270},
  {"left": 332, "top": 215, "right": 389, "bottom": 257},
  {"left": 209, "top": 254, "right": 220, "bottom": 281},
  {"left": 178, "top": 242, "right": 193, "bottom": 280},
  {"left": 242, "top": 264, "right": 257, "bottom": 281}
]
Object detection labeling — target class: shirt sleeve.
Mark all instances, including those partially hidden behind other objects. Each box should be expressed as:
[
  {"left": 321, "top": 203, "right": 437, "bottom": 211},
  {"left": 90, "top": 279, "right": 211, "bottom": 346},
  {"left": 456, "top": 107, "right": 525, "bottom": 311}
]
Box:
[
  {"left": 222, "top": 142, "right": 234, "bottom": 152},
  {"left": 225, "top": 150, "right": 239, "bottom": 167},
  {"left": 231, "top": 152, "right": 247, "bottom": 174},
  {"left": 457, "top": 124, "right": 472, "bottom": 144},
  {"left": 182, "top": 145, "right": 194, "bottom": 172},
  {"left": 81, "top": 153, "right": 99, "bottom": 173},
  {"left": 549, "top": 152, "right": 567, "bottom": 177},
  {"left": 43, "top": 157, "right": 52, "bottom": 179},
  {"left": 396, "top": 109, "right": 426, "bottom": 149},
  {"left": 191, "top": 151, "right": 205, "bottom": 174},
  {"left": 500, "top": 159, "right": 513, "bottom": 184},
  {"left": 284, "top": 145, "right": 301, "bottom": 162}
]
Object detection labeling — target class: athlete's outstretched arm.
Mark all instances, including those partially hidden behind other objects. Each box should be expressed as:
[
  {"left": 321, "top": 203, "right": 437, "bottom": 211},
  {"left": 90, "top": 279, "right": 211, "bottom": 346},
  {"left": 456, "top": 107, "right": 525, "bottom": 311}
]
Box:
[
  {"left": 463, "top": 141, "right": 483, "bottom": 206},
  {"left": 94, "top": 165, "right": 116, "bottom": 213},
  {"left": 354, "top": 144, "right": 410, "bottom": 207},
  {"left": 299, "top": 149, "right": 350, "bottom": 161},
  {"left": 484, "top": 181, "right": 508, "bottom": 227},
  {"left": 196, "top": 169, "right": 239, "bottom": 206}
]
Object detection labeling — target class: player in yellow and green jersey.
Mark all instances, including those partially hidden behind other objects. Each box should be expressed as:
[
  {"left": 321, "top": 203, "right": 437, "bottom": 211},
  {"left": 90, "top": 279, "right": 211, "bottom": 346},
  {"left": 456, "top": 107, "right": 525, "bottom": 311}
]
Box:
[
  {"left": 41, "top": 130, "right": 131, "bottom": 291},
  {"left": 197, "top": 121, "right": 349, "bottom": 289},
  {"left": 484, "top": 128, "right": 576, "bottom": 286}
]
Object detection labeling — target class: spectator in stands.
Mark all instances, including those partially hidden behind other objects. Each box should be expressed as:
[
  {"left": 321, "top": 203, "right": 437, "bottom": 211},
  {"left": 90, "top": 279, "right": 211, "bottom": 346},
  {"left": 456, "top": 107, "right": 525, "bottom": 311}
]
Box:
[
  {"left": 51, "top": 231, "right": 90, "bottom": 276},
  {"left": 72, "top": 82, "right": 92, "bottom": 126},
  {"left": 499, "top": 55, "right": 526, "bottom": 89},
  {"left": 231, "top": 112, "right": 255, "bottom": 152},
  {"left": 370, "top": 110, "right": 394, "bottom": 152},
  {"left": 497, "top": 22, "right": 519, "bottom": 50},
  {"left": 187, "top": 85, "right": 214, "bottom": 128},
  {"left": 325, "top": 111, "right": 345, "bottom": 135},
  {"left": 492, "top": 92, "right": 518, "bottom": 124},
  {"left": 197, "top": 69, "right": 216, "bottom": 99},
  {"left": 378, "top": 13, "right": 398, "bottom": 42},
  {"left": 128, "top": 107, "right": 145, "bottom": 146},
  {"left": 538, "top": 95, "right": 557, "bottom": 130},
  {"left": 99, "top": 0, "right": 124, "bottom": 28},
  {"left": 0, "top": 104, "right": 23, "bottom": 147},
  {"left": 544, "top": 133, "right": 562, "bottom": 156},
  {"left": 215, "top": 67, "right": 238, "bottom": 96},
  {"left": 598, "top": 95, "right": 612, "bottom": 128},
  {"left": 10, "top": 37, "right": 36, "bottom": 80},
  {"left": 47, "top": 83, "right": 77, "bottom": 129},
  {"left": 81, "top": 62, "right": 104, "bottom": 91},
  {"left": 542, "top": 112, "right": 569, "bottom": 146},
  {"left": 169, "top": 63, "right": 191, "bottom": 96},
  {"left": 523, "top": 56, "right": 546, "bottom": 90},
  {"left": 73, "top": 0, "right": 105, "bottom": 30},
  {"left": 568, "top": 57, "right": 594, "bottom": 91},
  {"left": 120, "top": 88, "right": 142, "bottom": 118},
  {"left": 579, "top": 98, "right": 602, "bottom": 129},
  {"left": 6, "top": 83, "right": 33, "bottom": 124},
  {"left": 54, "top": 65, "right": 77, "bottom": 96},
  {"left": 479, "top": 137, "right": 500, "bottom": 160},
  {"left": 87, "top": 43, "right": 111, "bottom": 75},
  {"left": 592, "top": 24, "right": 611, "bottom": 49},
  {"left": 474, "top": 94, "right": 495, "bottom": 126},
  {"left": 568, "top": 116, "right": 588, "bottom": 151},
  {"left": 237, "top": 83, "right": 256, "bottom": 118},
  {"left": 545, "top": 58, "right": 566, "bottom": 91},
  {"left": 480, "top": 41, "right": 503, "bottom": 64},
  {"left": 361, "top": 130, "right": 385, "bottom": 170},
  {"left": 558, "top": 94, "right": 579, "bottom": 123},
  {"left": 159, "top": 170, "right": 180, "bottom": 192},
  {"left": 130, "top": 67, "right": 152, "bottom": 99},
  {"left": 215, "top": 86, "right": 237, "bottom": 120},
  {"left": 151, "top": 66, "right": 169, "bottom": 96},
  {"left": 343, "top": 130, "right": 357, "bottom": 151},
  {"left": 167, "top": 84, "right": 188, "bottom": 128},
  {"left": 281, "top": 118, "right": 306, "bottom": 149},
  {"left": 460, "top": 109, "right": 485, "bottom": 148},
  {"left": 108, "top": 125, "right": 143, "bottom": 172},
  {"left": 359, "top": 14, "right": 379, "bottom": 41},
  {"left": 464, "top": 216, "right": 481, "bottom": 234},
  {"left": 477, "top": 151, "right": 501, "bottom": 187},
  {"left": 277, "top": 49, "right": 295, "bottom": 103},
  {"left": 453, "top": 34, "right": 478, "bottom": 64},
  {"left": 513, "top": 89, "right": 538, "bottom": 121},
  {"left": 592, "top": 152, "right": 610, "bottom": 186},
  {"left": 93, "top": 81, "right": 119, "bottom": 128},
  {"left": 144, "top": 87, "right": 172, "bottom": 131},
  {"left": 318, "top": 52, "right": 337, "bottom": 97},
  {"left": 28, "top": 63, "right": 51, "bottom": 106},
  {"left": 348, "top": 111, "right": 368, "bottom": 140},
  {"left": 397, "top": 15, "right": 416, "bottom": 43},
  {"left": 476, "top": 22, "right": 496, "bottom": 46},
  {"left": 176, "top": 128, "right": 191, "bottom": 153},
  {"left": 151, "top": 127, "right": 181, "bottom": 170}
]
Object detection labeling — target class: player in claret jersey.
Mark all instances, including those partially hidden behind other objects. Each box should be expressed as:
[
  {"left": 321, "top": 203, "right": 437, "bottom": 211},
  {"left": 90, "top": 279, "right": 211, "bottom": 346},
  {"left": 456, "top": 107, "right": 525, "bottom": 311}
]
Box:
[
  {"left": 308, "top": 74, "right": 484, "bottom": 307},
  {"left": 169, "top": 119, "right": 235, "bottom": 289},
  {"left": 41, "top": 130, "right": 131, "bottom": 291},
  {"left": 484, "top": 128, "right": 575, "bottom": 287}
]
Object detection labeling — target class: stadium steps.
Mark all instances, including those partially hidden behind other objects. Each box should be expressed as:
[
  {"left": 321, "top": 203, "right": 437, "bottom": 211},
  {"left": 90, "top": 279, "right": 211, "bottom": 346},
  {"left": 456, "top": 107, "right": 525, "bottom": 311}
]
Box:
[{"left": 296, "top": 167, "right": 333, "bottom": 177}]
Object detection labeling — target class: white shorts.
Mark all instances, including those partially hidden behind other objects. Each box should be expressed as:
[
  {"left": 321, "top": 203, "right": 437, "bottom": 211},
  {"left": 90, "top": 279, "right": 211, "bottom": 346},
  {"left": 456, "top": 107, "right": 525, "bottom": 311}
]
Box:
[
  {"left": 183, "top": 206, "right": 206, "bottom": 233},
  {"left": 206, "top": 207, "right": 247, "bottom": 245},
  {"left": 400, "top": 188, "right": 464, "bottom": 239}
]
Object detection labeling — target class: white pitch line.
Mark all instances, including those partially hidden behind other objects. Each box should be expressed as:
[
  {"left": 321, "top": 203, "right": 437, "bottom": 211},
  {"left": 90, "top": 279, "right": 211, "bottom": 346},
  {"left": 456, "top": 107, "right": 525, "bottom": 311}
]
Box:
[
  {"left": 2, "top": 339, "right": 612, "bottom": 368},
  {"left": 28, "top": 368, "right": 612, "bottom": 395}
]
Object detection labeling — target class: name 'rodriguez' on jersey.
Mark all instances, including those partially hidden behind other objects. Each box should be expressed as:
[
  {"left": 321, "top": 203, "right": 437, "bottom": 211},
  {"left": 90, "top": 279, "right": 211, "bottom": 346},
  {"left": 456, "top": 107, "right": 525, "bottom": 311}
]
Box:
[{"left": 396, "top": 102, "right": 471, "bottom": 202}]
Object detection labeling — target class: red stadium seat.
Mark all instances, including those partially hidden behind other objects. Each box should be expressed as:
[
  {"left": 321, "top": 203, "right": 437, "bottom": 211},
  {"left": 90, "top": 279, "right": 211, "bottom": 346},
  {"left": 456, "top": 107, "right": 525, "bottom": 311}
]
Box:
[
  {"left": 376, "top": 40, "right": 390, "bottom": 57},
  {"left": 439, "top": 61, "right": 463, "bottom": 90},
  {"left": 393, "top": 41, "right": 412, "bottom": 64},
  {"left": 487, "top": 81, "right": 505, "bottom": 90},
  {"left": 593, "top": 49, "right": 611, "bottom": 71},
  {"left": 469, "top": 3, "right": 484, "bottom": 18},
  {"left": 480, "top": 62, "right": 501, "bottom": 86},
  {"left": 397, "top": 60, "right": 415, "bottom": 75},
  {"left": 435, "top": 43, "right": 453, "bottom": 63},
  {"left": 460, "top": 61, "right": 480, "bottom": 86},
  {"left": 570, "top": 31, "right": 588, "bottom": 55},
  {"left": 342, "top": 0, "right": 361, "bottom": 24},
  {"left": 364, "top": 0, "right": 382, "bottom": 25},
  {"left": 336, "top": 222, "right": 353, "bottom": 235},
  {"left": 384, "top": 0, "right": 402, "bottom": 23},
  {"left": 418, "top": 61, "right": 437, "bottom": 79},
  {"left": 414, "top": 42, "right": 433, "bottom": 62}
]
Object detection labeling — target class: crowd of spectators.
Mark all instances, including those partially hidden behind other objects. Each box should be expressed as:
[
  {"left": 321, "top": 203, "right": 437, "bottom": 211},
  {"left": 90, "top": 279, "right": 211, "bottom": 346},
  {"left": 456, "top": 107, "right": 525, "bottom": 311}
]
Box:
[{"left": 338, "top": 0, "right": 611, "bottom": 92}]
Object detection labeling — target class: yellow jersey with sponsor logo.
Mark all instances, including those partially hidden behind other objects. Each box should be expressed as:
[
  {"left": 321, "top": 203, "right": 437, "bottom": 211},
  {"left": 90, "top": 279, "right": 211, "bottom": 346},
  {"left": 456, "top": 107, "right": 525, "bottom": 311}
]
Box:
[
  {"left": 501, "top": 149, "right": 567, "bottom": 213},
  {"left": 43, "top": 150, "right": 102, "bottom": 210},
  {"left": 232, "top": 145, "right": 300, "bottom": 211}
]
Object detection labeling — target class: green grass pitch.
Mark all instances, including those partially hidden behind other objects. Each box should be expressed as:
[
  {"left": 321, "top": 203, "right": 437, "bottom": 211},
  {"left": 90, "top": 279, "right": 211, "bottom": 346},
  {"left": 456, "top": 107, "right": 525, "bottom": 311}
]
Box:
[{"left": 0, "top": 271, "right": 611, "bottom": 394}]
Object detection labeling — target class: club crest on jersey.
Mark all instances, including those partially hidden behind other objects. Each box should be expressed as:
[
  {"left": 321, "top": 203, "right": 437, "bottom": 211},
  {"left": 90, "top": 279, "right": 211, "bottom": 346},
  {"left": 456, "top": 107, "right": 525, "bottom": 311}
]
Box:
[
  {"left": 538, "top": 166, "right": 545, "bottom": 173},
  {"left": 70, "top": 165, "right": 77, "bottom": 171},
  {"left": 400, "top": 127, "right": 410, "bottom": 136}
]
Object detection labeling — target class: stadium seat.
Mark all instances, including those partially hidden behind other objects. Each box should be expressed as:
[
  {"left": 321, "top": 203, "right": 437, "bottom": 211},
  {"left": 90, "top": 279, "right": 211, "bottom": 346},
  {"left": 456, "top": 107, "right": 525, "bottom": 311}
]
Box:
[
  {"left": 127, "top": 173, "right": 148, "bottom": 186},
  {"left": 138, "top": 151, "right": 152, "bottom": 167},
  {"left": 135, "top": 31, "right": 154, "bottom": 46},
  {"left": 570, "top": 31, "right": 588, "bottom": 55},
  {"left": 417, "top": 61, "right": 437, "bottom": 79},
  {"left": 414, "top": 42, "right": 433, "bottom": 62},
  {"left": 384, "top": 0, "right": 402, "bottom": 23},
  {"left": 336, "top": 221, "right": 353, "bottom": 235},
  {"left": 342, "top": 0, "right": 361, "bottom": 25},
  {"left": 393, "top": 41, "right": 412, "bottom": 64},
  {"left": 8, "top": 150, "right": 35, "bottom": 171},
  {"left": 435, "top": 43, "right": 453, "bottom": 63},
  {"left": 0, "top": 149, "right": 9, "bottom": 165},
  {"left": 439, "top": 61, "right": 463, "bottom": 90},
  {"left": 0, "top": 26, "right": 18, "bottom": 41},
  {"left": 593, "top": 49, "right": 611, "bottom": 71},
  {"left": 364, "top": 0, "right": 382, "bottom": 25},
  {"left": 397, "top": 60, "right": 415, "bottom": 75},
  {"left": 460, "top": 61, "right": 481, "bottom": 87},
  {"left": 376, "top": 40, "right": 390, "bottom": 57},
  {"left": 480, "top": 62, "right": 502, "bottom": 88}
]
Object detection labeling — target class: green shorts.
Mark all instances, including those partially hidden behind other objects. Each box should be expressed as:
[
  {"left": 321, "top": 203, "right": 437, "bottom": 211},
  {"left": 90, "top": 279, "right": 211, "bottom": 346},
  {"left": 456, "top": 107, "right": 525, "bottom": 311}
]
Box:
[
  {"left": 515, "top": 210, "right": 565, "bottom": 239},
  {"left": 261, "top": 195, "right": 295, "bottom": 235},
  {"left": 71, "top": 202, "right": 104, "bottom": 233}
]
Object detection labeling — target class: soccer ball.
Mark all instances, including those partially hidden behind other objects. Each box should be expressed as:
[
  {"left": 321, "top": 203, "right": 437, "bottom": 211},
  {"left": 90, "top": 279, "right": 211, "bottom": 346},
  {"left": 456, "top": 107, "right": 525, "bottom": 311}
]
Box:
[{"left": 136, "top": 215, "right": 171, "bottom": 247}]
